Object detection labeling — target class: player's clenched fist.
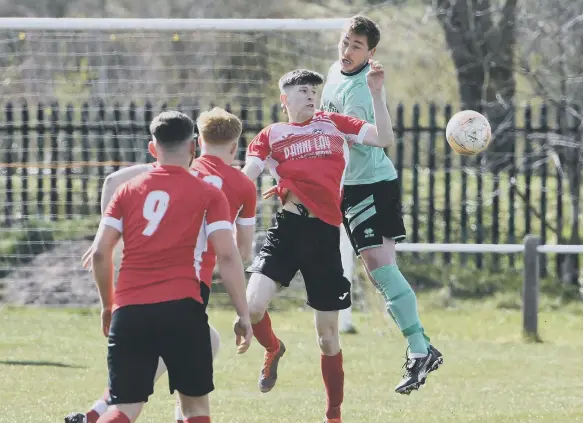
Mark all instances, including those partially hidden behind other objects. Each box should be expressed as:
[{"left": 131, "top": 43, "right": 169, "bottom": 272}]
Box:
[
  {"left": 366, "top": 59, "right": 385, "bottom": 92},
  {"left": 101, "top": 307, "right": 112, "bottom": 338},
  {"left": 233, "top": 316, "right": 253, "bottom": 354}
]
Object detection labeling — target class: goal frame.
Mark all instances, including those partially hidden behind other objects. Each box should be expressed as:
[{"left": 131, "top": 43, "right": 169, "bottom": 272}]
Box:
[
  {"left": 0, "top": 16, "right": 359, "bottom": 328},
  {"left": 0, "top": 18, "right": 348, "bottom": 32}
]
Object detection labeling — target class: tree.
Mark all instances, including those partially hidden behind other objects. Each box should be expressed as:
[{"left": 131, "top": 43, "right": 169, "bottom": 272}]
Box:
[
  {"left": 434, "top": 0, "right": 582, "bottom": 284},
  {"left": 516, "top": 0, "right": 583, "bottom": 285},
  {"left": 433, "top": 0, "right": 518, "bottom": 170}
]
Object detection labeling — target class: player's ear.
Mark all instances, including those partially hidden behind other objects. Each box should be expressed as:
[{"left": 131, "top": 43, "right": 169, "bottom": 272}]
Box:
[
  {"left": 369, "top": 47, "right": 376, "bottom": 58},
  {"left": 148, "top": 140, "right": 158, "bottom": 159},
  {"left": 280, "top": 92, "right": 288, "bottom": 107},
  {"left": 188, "top": 139, "right": 196, "bottom": 166},
  {"left": 229, "top": 140, "right": 238, "bottom": 156}
]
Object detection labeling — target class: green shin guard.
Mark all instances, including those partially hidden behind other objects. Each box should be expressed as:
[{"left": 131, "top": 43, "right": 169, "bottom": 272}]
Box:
[{"left": 370, "top": 264, "right": 429, "bottom": 355}]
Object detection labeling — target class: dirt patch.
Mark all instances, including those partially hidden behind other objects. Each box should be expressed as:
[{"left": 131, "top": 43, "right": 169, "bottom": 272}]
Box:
[
  {"left": 0, "top": 240, "right": 123, "bottom": 306},
  {"left": 0, "top": 233, "right": 361, "bottom": 309}
]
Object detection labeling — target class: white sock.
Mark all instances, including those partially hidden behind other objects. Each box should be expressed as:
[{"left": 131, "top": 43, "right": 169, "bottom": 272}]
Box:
[
  {"left": 91, "top": 399, "right": 109, "bottom": 415},
  {"left": 175, "top": 398, "right": 184, "bottom": 422},
  {"left": 408, "top": 352, "right": 429, "bottom": 359}
]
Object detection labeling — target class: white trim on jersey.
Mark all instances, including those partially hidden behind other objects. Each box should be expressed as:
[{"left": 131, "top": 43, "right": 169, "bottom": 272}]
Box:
[
  {"left": 246, "top": 156, "right": 265, "bottom": 172},
  {"left": 355, "top": 122, "right": 374, "bottom": 145},
  {"left": 266, "top": 155, "right": 281, "bottom": 182},
  {"left": 340, "top": 141, "right": 351, "bottom": 192},
  {"left": 102, "top": 216, "right": 123, "bottom": 233},
  {"left": 205, "top": 220, "right": 233, "bottom": 236},
  {"left": 235, "top": 216, "right": 256, "bottom": 226},
  {"left": 193, "top": 217, "right": 207, "bottom": 280}
]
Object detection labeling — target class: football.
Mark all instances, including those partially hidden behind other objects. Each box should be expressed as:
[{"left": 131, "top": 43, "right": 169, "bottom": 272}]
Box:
[{"left": 445, "top": 110, "right": 492, "bottom": 155}]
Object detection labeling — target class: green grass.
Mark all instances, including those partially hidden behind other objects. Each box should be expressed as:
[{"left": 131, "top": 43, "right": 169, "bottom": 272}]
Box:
[{"left": 0, "top": 294, "right": 581, "bottom": 423}]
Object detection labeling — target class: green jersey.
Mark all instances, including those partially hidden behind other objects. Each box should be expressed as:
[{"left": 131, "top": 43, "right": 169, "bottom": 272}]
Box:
[{"left": 320, "top": 61, "right": 397, "bottom": 185}]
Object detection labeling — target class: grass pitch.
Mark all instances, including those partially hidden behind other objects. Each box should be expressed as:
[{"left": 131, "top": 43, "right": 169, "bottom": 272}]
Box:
[{"left": 0, "top": 293, "right": 581, "bottom": 423}]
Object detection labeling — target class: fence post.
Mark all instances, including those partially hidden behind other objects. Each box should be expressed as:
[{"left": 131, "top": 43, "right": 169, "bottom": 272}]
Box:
[
  {"left": 4, "top": 102, "right": 14, "bottom": 226},
  {"left": 523, "top": 234, "right": 541, "bottom": 340}
]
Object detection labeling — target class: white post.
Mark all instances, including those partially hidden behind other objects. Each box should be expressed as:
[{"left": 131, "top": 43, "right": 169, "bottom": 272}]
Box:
[{"left": 339, "top": 228, "right": 357, "bottom": 333}]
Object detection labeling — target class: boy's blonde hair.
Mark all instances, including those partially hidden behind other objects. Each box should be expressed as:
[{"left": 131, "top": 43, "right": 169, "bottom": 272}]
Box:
[{"left": 196, "top": 107, "right": 242, "bottom": 145}]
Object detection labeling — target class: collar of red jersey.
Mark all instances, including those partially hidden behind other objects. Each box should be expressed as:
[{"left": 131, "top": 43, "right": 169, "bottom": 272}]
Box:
[
  {"left": 197, "top": 154, "right": 223, "bottom": 165},
  {"left": 150, "top": 164, "right": 190, "bottom": 173},
  {"left": 289, "top": 111, "right": 326, "bottom": 127}
]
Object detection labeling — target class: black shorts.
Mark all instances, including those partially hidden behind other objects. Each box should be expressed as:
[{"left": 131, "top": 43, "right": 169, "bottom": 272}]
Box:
[
  {"left": 342, "top": 179, "right": 406, "bottom": 256},
  {"left": 200, "top": 283, "right": 210, "bottom": 308},
  {"left": 107, "top": 298, "right": 214, "bottom": 404},
  {"left": 247, "top": 210, "right": 351, "bottom": 312}
]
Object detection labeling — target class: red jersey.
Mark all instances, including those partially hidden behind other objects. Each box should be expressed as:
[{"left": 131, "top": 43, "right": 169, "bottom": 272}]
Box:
[
  {"left": 246, "top": 111, "right": 372, "bottom": 226},
  {"left": 190, "top": 155, "right": 257, "bottom": 286},
  {"left": 102, "top": 165, "right": 231, "bottom": 310}
]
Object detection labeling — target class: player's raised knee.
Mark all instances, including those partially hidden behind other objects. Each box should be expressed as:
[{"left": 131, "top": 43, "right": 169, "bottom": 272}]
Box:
[
  {"left": 317, "top": 332, "right": 341, "bottom": 356},
  {"left": 315, "top": 311, "right": 341, "bottom": 355},
  {"left": 246, "top": 273, "right": 278, "bottom": 323},
  {"left": 246, "top": 289, "right": 268, "bottom": 323},
  {"left": 249, "top": 309, "right": 267, "bottom": 324},
  {"left": 178, "top": 393, "right": 210, "bottom": 420}
]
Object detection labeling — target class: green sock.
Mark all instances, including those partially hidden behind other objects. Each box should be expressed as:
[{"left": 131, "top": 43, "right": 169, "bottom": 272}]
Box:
[
  {"left": 370, "top": 264, "right": 429, "bottom": 355},
  {"left": 385, "top": 308, "right": 430, "bottom": 345}
]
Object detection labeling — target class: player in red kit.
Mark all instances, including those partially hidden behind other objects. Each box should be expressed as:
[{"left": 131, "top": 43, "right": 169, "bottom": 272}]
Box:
[
  {"left": 243, "top": 63, "right": 393, "bottom": 423},
  {"left": 66, "top": 108, "right": 257, "bottom": 423},
  {"left": 191, "top": 108, "right": 257, "bottom": 287},
  {"left": 78, "top": 111, "right": 252, "bottom": 423}
]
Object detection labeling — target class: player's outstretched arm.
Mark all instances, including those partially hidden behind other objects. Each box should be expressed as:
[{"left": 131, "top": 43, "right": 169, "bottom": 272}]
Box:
[
  {"left": 82, "top": 164, "right": 151, "bottom": 270},
  {"left": 209, "top": 228, "right": 253, "bottom": 353},
  {"left": 101, "top": 164, "right": 152, "bottom": 214},
  {"left": 362, "top": 60, "right": 395, "bottom": 149},
  {"left": 242, "top": 161, "right": 262, "bottom": 182},
  {"left": 91, "top": 223, "right": 122, "bottom": 337},
  {"left": 235, "top": 223, "right": 254, "bottom": 265},
  {"left": 234, "top": 178, "right": 257, "bottom": 265}
]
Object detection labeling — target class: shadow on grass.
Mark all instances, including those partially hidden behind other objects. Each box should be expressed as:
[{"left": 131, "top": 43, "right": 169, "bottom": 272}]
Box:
[{"left": 0, "top": 360, "right": 85, "bottom": 368}]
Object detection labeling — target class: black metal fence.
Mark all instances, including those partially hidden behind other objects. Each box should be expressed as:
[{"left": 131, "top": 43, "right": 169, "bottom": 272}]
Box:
[{"left": 0, "top": 100, "right": 581, "bottom": 279}]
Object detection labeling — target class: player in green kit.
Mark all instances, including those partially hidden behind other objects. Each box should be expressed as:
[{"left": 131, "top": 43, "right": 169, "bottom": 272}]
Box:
[{"left": 320, "top": 15, "right": 443, "bottom": 395}]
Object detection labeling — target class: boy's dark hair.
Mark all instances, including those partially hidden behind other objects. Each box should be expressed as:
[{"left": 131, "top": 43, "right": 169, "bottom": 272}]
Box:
[
  {"left": 149, "top": 111, "right": 194, "bottom": 150},
  {"left": 345, "top": 15, "right": 381, "bottom": 50},
  {"left": 278, "top": 69, "right": 324, "bottom": 91}
]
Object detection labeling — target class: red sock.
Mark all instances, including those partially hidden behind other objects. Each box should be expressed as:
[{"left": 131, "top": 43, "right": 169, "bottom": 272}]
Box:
[
  {"left": 86, "top": 388, "right": 110, "bottom": 423},
  {"left": 86, "top": 411, "right": 100, "bottom": 423},
  {"left": 321, "top": 351, "right": 344, "bottom": 420},
  {"left": 185, "top": 417, "right": 210, "bottom": 423},
  {"left": 96, "top": 409, "right": 130, "bottom": 423},
  {"left": 252, "top": 312, "right": 280, "bottom": 352}
]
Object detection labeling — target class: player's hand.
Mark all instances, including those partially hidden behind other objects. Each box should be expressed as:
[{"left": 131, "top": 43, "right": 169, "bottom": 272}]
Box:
[
  {"left": 233, "top": 316, "right": 253, "bottom": 354},
  {"left": 366, "top": 60, "right": 385, "bottom": 93},
  {"left": 262, "top": 185, "right": 290, "bottom": 203},
  {"left": 82, "top": 244, "right": 95, "bottom": 270},
  {"left": 101, "top": 307, "right": 112, "bottom": 338}
]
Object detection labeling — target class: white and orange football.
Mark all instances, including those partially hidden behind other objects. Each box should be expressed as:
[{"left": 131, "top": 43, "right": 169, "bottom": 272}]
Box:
[{"left": 445, "top": 110, "right": 491, "bottom": 156}]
